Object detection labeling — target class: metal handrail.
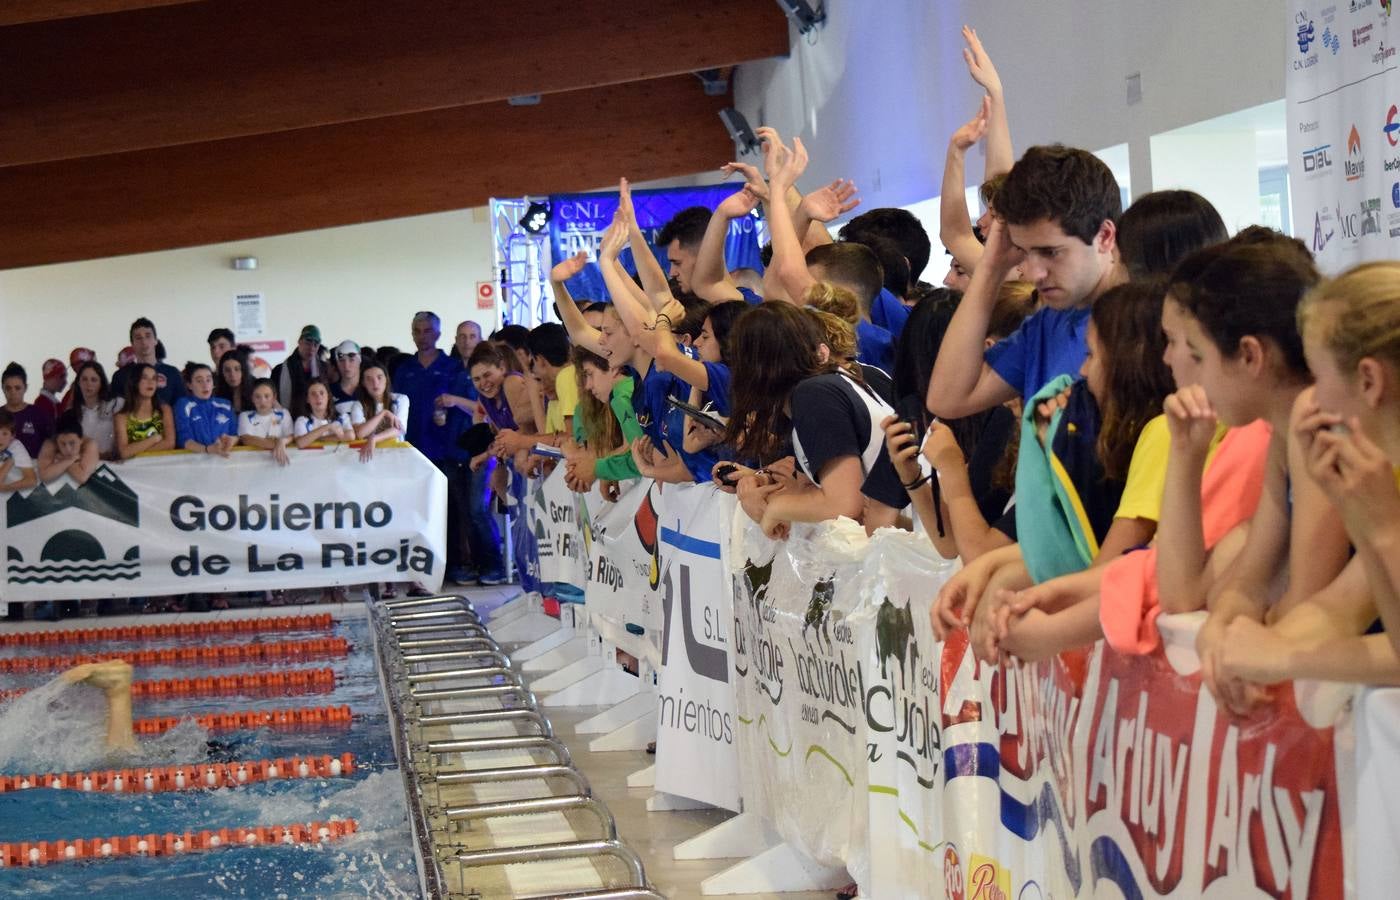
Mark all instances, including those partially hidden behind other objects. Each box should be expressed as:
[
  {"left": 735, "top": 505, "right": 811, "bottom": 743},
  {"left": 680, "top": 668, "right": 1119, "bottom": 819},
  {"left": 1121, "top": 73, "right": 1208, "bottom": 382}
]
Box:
[
  {"left": 396, "top": 636, "right": 501, "bottom": 651},
  {"left": 446, "top": 839, "right": 644, "bottom": 886},
  {"left": 429, "top": 763, "right": 590, "bottom": 795},
  {"left": 412, "top": 683, "right": 532, "bottom": 705},
  {"left": 381, "top": 594, "right": 477, "bottom": 611},
  {"left": 392, "top": 622, "right": 491, "bottom": 638},
  {"left": 420, "top": 734, "right": 572, "bottom": 766},
  {"left": 407, "top": 663, "right": 515, "bottom": 686},
  {"left": 402, "top": 647, "right": 513, "bottom": 664},
  {"left": 413, "top": 707, "right": 552, "bottom": 736},
  {"left": 522, "top": 890, "right": 666, "bottom": 900},
  {"left": 406, "top": 651, "right": 512, "bottom": 676},
  {"left": 442, "top": 795, "right": 616, "bottom": 839},
  {"left": 389, "top": 609, "right": 482, "bottom": 624}
]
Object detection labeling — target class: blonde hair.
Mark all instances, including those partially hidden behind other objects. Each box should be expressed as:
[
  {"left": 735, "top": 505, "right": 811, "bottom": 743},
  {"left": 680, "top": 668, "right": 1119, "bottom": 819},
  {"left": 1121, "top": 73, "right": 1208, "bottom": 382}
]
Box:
[
  {"left": 803, "top": 307, "right": 858, "bottom": 363},
  {"left": 1298, "top": 261, "right": 1400, "bottom": 376},
  {"left": 804, "top": 281, "right": 862, "bottom": 325}
]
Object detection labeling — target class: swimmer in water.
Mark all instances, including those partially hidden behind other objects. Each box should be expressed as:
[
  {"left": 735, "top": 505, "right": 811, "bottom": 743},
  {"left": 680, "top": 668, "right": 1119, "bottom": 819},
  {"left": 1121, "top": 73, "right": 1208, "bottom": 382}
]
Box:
[{"left": 59, "top": 659, "right": 136, "bottom": 752}]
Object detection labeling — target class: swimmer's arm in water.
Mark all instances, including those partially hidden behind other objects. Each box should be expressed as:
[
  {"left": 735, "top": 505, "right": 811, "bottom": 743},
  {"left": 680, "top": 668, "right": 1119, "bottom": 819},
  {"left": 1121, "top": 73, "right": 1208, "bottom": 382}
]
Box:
[{"left": 60, "top": 660, "right": 136, "bottom": 752}]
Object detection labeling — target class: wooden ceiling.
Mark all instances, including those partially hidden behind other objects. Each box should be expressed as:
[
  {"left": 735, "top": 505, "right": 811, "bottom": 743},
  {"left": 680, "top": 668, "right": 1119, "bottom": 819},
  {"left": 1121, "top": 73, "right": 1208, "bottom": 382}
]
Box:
[{"left": 0, "top": 0, "right": 791, "bottom": 269}]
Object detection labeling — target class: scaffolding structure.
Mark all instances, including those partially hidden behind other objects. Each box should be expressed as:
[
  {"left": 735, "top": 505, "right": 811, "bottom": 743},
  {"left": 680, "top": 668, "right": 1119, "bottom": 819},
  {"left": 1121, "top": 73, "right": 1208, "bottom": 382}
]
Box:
[{"left": 489, "top": 197, "right": 553, "bottom": 330}]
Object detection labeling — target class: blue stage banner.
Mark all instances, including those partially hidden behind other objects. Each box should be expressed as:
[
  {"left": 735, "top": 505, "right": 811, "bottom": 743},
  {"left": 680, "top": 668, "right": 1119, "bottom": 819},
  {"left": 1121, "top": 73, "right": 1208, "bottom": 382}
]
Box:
[{"left": 548, "top": 184, "right": 766, "bottom": 301}]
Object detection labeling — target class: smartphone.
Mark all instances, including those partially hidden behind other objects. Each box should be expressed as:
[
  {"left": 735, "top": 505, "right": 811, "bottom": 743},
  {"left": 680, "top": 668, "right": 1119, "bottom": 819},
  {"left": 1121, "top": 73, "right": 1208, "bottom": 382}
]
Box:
[
  {"left": 670, "top": 398, "right": 726, "bottom": 432},
  {"left": 714, "top": 462, "right": 742, "bottom": 487},
  {"left": 532, "top": 443, "right": 565, "bottom": 460}
]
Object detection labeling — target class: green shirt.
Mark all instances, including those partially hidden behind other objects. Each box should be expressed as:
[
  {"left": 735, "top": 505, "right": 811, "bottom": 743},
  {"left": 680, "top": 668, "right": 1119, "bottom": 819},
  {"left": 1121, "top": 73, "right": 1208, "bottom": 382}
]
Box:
[{"left": 594, "top": 377, "right": 645, "bottom": 481}]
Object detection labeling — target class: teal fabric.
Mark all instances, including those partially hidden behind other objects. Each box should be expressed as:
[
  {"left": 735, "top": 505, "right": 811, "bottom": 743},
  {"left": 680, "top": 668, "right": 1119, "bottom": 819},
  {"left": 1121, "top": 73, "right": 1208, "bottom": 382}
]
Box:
[{"left": 1014, "top": 374, "right": 1096, "bottom": 583}]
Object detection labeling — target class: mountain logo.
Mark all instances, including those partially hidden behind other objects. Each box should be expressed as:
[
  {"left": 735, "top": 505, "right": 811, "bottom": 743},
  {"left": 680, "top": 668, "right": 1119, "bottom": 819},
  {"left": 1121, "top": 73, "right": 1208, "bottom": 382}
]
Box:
[{"left": 5, "top": 465, "right": 141, "bottom": 586}]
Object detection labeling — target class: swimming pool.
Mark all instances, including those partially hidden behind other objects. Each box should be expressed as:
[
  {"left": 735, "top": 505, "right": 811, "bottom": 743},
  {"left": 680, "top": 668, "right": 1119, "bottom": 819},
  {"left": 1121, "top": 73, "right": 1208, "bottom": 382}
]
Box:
[{"left": 0, "top": 610, "right": 422, "bottom": 899}]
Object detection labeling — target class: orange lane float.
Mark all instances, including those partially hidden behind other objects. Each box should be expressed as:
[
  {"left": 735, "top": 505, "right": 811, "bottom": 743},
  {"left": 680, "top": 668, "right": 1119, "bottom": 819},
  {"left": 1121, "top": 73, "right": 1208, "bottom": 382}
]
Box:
[
  {"left": 0, "top": 614, "right": 335, "bottom": 647},
  {"left": 0, "top": 818, "right": 358, "bottom": 867},
  {"left": 0, "top": 637, "right": 350, "bottom": 673},
  {"left": 0, "top": 667, "right": 338, "bottom": 704},
  {"left": 0, "top": 753, "right": 356, "bottom": 795},
  {"left": 131, "top": 704, "right": 354, "bottom": 736}
]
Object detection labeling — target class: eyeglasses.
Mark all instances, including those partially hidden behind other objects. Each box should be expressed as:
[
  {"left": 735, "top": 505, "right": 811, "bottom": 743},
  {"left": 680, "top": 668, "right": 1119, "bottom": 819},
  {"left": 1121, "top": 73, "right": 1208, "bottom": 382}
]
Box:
[{"left": 336, "top": 352, "right": 360, "bottom": 359}]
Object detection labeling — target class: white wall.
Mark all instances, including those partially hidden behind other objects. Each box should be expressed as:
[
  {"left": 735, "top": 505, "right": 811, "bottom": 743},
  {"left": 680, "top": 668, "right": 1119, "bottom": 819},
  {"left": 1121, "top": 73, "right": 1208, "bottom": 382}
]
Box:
[
  {"left": 739, "top": 0, "right": 1287, "bottom": 262},
  {"left": 0, "top": 208, "right": 497, "bottom": 384}
]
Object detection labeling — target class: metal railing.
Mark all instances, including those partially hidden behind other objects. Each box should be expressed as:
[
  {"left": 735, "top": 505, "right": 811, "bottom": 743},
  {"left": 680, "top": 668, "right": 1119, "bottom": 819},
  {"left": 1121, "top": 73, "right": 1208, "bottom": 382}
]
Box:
[{"left": 371, "top": 592, "right": 657, "bottom": 899}]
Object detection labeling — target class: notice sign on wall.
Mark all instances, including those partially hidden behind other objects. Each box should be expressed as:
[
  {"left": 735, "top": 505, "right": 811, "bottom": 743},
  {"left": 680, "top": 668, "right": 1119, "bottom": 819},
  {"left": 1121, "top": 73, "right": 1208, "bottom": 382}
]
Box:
[{"left": 233, "top": 291, "right": 266, "bottom": 341}]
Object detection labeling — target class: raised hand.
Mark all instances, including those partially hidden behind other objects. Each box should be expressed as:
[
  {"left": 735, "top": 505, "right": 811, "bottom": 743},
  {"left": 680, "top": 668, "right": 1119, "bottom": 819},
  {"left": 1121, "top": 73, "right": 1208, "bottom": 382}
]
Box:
[
  {"left": 799, "top": 178, "right": 860, "bottom": 223},
  {"left": 618, "top": 177, "right": 638, "bottom": 227},
  {"left": 721, "top": 161, "right": 771, "bottom": 202},
  {"left": 755, "top": 126, "right": 792, "bottom": 183},
  {"left": 1163, "top": 385, "right": 1218, "bottom": 456},
  {"left": 961, "top": 25, "right": 1003, "bottom": 97},
  {"left": 950, "top": 95, "right": 991, "bottom": 153},
  {"left": 774, "top": 136, "right": 810, "bottom": 189},
  {"left": 716, "top": 184, "right": 762, "bottom": 220},
  {"left": 551, "top": 251, "right": 589, "bottom": 284},
  {"left": 1305, "top": 415, "right": 1400, "bottom": 538},
  {"left": 598, "top": 215, "right": 629, "bottom": 262}
]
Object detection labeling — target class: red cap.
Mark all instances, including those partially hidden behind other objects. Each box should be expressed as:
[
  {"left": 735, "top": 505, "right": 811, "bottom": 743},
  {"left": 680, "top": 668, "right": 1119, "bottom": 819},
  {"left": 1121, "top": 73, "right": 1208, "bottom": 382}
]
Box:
[
  {"left": 69, "top": 348, "right": 95, "bottom": 370},
  {"left": 42, "top": 359, "right": 65, "bottom": 381},
  {"left": 116, "top": 346, "right": 136, "bottom": 368}
]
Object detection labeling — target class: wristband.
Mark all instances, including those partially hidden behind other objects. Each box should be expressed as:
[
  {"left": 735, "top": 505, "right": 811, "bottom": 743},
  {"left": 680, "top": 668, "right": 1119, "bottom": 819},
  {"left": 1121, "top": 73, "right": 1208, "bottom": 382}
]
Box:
[{"left": 902, "top": 473, "right": 932, "bottom": 491}]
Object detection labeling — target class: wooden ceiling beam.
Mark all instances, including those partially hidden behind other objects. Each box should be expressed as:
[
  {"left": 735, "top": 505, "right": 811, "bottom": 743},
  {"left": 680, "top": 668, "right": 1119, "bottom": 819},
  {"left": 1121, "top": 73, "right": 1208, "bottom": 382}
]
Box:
[
  {"left": 0, "top": 0, "right": 202, "bottom": 27},
  {"left": 0, "top": 75, "right": 737, "bottom": 269},
  {"left": 0, "top": 0, "right": 789, "bottom": 167}
]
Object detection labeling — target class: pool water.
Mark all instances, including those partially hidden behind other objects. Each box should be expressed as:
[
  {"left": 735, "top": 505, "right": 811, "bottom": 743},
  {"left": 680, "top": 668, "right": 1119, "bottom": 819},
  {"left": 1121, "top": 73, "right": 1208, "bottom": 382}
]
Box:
[{"left": 0, "top": 613, "right": 421, "bottom": 899}]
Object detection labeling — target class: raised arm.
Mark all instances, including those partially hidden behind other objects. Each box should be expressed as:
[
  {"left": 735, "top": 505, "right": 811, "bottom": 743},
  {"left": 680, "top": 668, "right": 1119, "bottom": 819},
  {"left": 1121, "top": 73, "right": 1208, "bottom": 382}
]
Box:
[
  {"left": 962, "top": 26, "right": 1013, "bottom": 177},
  {"left": 926, "top": 218, "right": 1021, "bottom": 417},
  {"left": 550, "top": 252, "right": 606, "bottom": 356},
  {"left": 617, "top": 179, "right": 681, "bottom": 318},
  {"left": 598, "top": 219, "right": 657, "bottom": 338},
  {"left": 692, "top": 179, "right": 761, "bottom": 303},
  {"left": 795, "top": 179, "right": 860, "bottom": 250},
  {"left": 940, "top": 98, "right": 990, "bottom": 276},
  {"left": 757, "top": 127, "right": 815, "bottom": 303}
]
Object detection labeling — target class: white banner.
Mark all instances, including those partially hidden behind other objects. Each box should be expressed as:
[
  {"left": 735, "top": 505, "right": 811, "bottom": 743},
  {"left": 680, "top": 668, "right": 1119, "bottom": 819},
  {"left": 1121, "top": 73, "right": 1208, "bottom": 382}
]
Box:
[
  {"left": 527, "top": 466, "right": 586, "bottom": 587},
  {"left": 1286, "top": 1, "right": 1400, "bottom": 268},
  {"left": 653, "top": 484, "right": 742, "bottom": 812},
  {"left": 1, "top": 446, "right": 446, "bottom": 601},
  {"left": 581, "top": 480, "right": 663, "bottom": 666}
]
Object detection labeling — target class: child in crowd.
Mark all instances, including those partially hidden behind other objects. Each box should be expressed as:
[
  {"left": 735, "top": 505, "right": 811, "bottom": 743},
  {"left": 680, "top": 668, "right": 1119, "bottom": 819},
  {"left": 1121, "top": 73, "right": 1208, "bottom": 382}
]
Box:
[
  {"left": 71, "top": 360, "right": 122, "bottom": 459},
  {"left": 239, "top": 378, "right": 294, "bottom": 466},
  {"left": 37, "top": 410, "right": 99, "bottom": 487},
  {"left": 721, "top": 303, "right": 905, "bottom": 539},
  {"left": 216, "top": 349, "right": 255, "bottom": 415},
  {"left": 114, "top": 363, "right": 175, "bottom": 459},
  {"left": 3, "top": 362, "right": 54, "bottom": 459},
  {"left": 350, "top": 362, "right": 409, "bottom": 462},
  {"left": 176, "top": 363, "right": 238, "bottom": 457},
  {"left": 1210, "top": 262, "right": 1400, "bottom": 690},
  {"left": 0, "top": 409, "right": 38, "bottom": 494},
  {"left": 294, "top": 380, "right": 354, "bottom": 447}
]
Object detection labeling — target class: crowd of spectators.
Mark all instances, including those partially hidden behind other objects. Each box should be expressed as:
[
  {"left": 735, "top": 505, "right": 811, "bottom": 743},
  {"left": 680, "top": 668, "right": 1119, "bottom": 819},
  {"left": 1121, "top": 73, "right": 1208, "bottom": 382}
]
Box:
[{"left": 5, "top": 27, "right": 1400, "bottom": 715}]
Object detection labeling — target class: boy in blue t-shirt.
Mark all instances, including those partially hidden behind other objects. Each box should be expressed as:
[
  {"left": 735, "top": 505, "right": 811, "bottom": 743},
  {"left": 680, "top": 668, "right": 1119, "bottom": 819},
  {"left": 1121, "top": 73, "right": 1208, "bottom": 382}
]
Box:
[{"left": 927, "top": 144, "right": 1127, "bottom": 418}]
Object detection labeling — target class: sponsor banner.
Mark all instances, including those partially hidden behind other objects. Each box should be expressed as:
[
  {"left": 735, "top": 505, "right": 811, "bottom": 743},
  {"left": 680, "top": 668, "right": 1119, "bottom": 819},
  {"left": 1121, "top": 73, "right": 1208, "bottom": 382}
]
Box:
[
  {"left": 526, "top": 466, "right": 586, "bottom": 587},
  {"left": 728, "top": 515, "right": 873, "bottom": 876},
  {"left": 1, "top": 446, "right": 446, "bottom": 601},
  {"left": 654, "top": 484, "right": 742, "bottom": 811},
  {"left": 547, "top": 184, "right": 766, "bottom": 302},
  {"left": 581, "top": 479, "right": 663, "bottom": 666},
  {"left": 1286, "top": 0, "right": 1400, "bottom": 269}
]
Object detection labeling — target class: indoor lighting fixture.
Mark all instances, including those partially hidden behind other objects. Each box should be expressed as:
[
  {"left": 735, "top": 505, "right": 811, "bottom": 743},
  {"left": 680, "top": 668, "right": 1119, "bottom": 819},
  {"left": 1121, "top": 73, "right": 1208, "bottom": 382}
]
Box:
[{"left": 519, "top": 201, "right": 551, "bottom": 235}]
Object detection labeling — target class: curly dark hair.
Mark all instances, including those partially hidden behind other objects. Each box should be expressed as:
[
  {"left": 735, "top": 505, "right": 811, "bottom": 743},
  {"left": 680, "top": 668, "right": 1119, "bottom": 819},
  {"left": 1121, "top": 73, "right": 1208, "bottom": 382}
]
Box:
[
  {"left": 996, "top": 144, "right": 1122, "bottom": 244},
  {"left": 722, "top": 303, "right": 836, "bottom": 463},
  {"left": 1089, "top": 281, "right": 1176, "bottom": 483}
]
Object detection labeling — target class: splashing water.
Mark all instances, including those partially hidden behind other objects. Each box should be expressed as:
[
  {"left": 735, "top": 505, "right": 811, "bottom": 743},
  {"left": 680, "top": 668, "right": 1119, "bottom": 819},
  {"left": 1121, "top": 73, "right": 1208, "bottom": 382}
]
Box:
[{"left": 0, "top": 676, "right": 209, "bottom": 773}]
